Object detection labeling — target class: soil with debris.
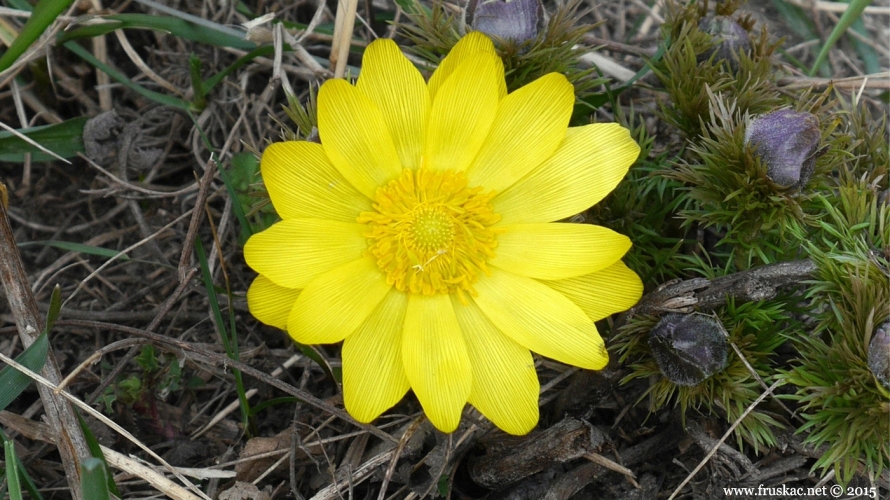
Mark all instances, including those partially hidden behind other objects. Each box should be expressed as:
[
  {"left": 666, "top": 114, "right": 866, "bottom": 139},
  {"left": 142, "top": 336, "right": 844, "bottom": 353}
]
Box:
[{"left": 0, "top": 0, "right": 887, "bottom": 499}]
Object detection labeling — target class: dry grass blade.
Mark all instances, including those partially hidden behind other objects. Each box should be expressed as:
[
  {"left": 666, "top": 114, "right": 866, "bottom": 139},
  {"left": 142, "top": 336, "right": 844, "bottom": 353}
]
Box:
[
  {"left": 0, "top": 350, "right": 212, "bottom": 500},
  {"left": 0, "top": 120, "right": 70, "bottom": 164},
  {"left": 331, "top": 0, "right": 359, "bottom": 78},
  {"left": 666, "top": 380, "right": 785, "bottom": 500},
  {"left": 60, "top": 208, "right": 194, "bottom": 309},
  {"left": 101, "top": 447, "right": 206, "bottom": 500}
]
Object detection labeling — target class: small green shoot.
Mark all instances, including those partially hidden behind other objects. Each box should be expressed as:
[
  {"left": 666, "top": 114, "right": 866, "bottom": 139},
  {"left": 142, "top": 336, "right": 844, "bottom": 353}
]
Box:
[
  {"left": 4, "top": 436, "right": 23, "bottom": 500},
  {"left": 189, "top": 54, "right": 207, "bottom": 111},
  {"left": 0, "top": 429, "right": 43, "bottom": 500},
  {"left": 77, "top": 414, "right": 120, "bottom": 497},
  {"left": 79, "top": 458, "right": 111, "bottom": 500}
]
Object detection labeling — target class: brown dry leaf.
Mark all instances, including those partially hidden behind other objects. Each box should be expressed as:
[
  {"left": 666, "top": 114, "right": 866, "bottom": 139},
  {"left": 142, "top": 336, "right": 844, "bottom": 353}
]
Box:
[
  {"left": 234, "top": 429, "right": 292, "bottom": 482},
  {"left": 218, "top": 481, "right": 271, "bottom": 500}
]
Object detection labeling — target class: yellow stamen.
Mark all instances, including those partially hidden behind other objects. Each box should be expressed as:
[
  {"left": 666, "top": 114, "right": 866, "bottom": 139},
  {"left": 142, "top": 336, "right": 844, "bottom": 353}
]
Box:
[{"left": 358, "top": 168, "right": 501, "bottom": 297}]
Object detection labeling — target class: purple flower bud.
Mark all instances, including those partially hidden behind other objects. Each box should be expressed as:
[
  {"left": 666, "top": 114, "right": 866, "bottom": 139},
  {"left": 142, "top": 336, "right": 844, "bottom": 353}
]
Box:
[
  {"left": 468, "top": 0, "right": 543, "bottom": 45},
  {"left": 698, "top": 16, "right": 751, "bottom": 70},
  {"left": 745, "top": 109, "right": 823, "bottom": 189},
  {"left": 868, "top": 321, "right": 890, "bottom": 390},
  {"left": 649, "top": 313, "right": 730, "bottom": 386}
]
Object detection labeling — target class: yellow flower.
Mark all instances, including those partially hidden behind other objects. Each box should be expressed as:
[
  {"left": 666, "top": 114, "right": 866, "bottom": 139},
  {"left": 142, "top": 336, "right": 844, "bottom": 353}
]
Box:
[{"left": 244, "top": 32, "right": 642, "bottom": 435}]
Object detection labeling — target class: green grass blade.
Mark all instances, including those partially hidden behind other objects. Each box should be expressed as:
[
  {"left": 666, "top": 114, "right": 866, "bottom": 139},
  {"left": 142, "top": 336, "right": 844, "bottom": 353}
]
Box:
[
  {"left": 0, "top": 429, "right": 43, "bottom": 500},
  {"left": 808, "top": 0, "right": 872, "bottom": 76},
  {"left": 132, "top": 0, "right": 249, "bottom": 41},
  {"left": 18, "top": 240, "right": 131, "bottom": 261},
  {"left": 0, "top": 0, "right": 76, "bottom": 73},
  {"left": 771, "top": 0, "right": 819, "bottom": 39},
  {"left": 202, "top": 46, "right": 276, "bottom": 94},
  {"left": 249, "top": 397, "right": 298, "bottom": 416},
  {"left": 77, "top": 414, "right": 120, "bottom": 497},
  {"left": 63, "top": 42, "right": 192, "bottom": 111},
  {"left": 194, "top": 238, "right": 252, "bottom": 429},
  {"left": 391, "top": 0, "right": 431, "bottom": 16},
  {"left": 0, "top": 117, "right": 87, "bottom": 163},
  {"left": 58, "top": 13, "right": 255, "bottom": 49},
  {"left": 45, "top": 285, "right": 62, "bottom": 338},
  {"left": 4, "top": 437, "right": 23, "bottom": 500},
  {"left": 80, "top": 458, "right": 111, "bottom": 500},
  {"left": 0, "top": 332, "right": 48, "bottom": 412}
]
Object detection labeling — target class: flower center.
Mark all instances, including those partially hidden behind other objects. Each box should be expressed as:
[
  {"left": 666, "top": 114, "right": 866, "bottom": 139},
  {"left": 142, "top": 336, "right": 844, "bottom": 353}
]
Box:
[{"left": 358, "top": 168, "right": 501, "bottom": 299}]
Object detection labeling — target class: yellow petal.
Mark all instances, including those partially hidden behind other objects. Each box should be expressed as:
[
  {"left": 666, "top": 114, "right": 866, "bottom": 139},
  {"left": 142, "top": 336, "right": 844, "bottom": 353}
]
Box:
[
  {"left": 260, "top": 141, "right": 371, "bottom": 222},
  {"left": 246, "top": 275, "right": 300, "bottom": 330},
  {"left": 402, "top": 293, "right": 471, "bottom": 432},
  {"left": 318, "top": 79, "right": 402, "bottom": 198},
  {"left": 428, "top": 31, "right": 506, "bottom": 102},
  {"left": 490, "top": 223, "right": 631, "bottom": 280},
  {"left": 495, "top": 123, "right": 641, "bottom": 225},
  {"left": 541, "top": 260, "right": 643, "bottom": 321},
  {"left": 473, "top": 268, "right": 609, "bottom": 370},
  {"left": 243, "top": 219, "right": 367, "bottom": 289},
  {"left": 452, "top": 295, "right": 539, "bottom": 435},
  {"left": 342, "top": 289, "right": 411, "bottom": 423},
  {"left": 356, "top": 39, "right": 430, "bottom": 170},
  {"left": 423, "top": 53, "right": 501, "bottom": 173},
  {"left": 288, "top": 257, "right": 391, "bottom": 344},
  {"left": 466, "top": 73, "right": 574, "bottom": 193}
]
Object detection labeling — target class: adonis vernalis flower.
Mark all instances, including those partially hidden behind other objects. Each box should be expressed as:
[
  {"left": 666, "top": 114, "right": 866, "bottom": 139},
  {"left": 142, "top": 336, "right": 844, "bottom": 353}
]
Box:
[{"left": 244, "top": 32, "right": 642, "bottom": 435}]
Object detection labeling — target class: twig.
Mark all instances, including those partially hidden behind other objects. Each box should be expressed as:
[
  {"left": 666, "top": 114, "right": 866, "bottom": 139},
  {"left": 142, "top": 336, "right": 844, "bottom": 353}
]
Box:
[
  {"left": 0, "top": 193, "right": 92, "bottom": 499},
  {"left": 667, "top": 380, "right": 785, "bottom": 500},
  {"left": 84, "top": 267, "right": 198, "bottom": 405},
  {"left": 778, "top": 72, "right": 890, "bottom": 91},
  {"left": 60, "top": 208, "right": 194, "bottom": 309},
  {"left": 179, "top": 159, "right": 217, "bottom": 282},
  {"left": 629, "top": 259, "right": 817, "bottom": 316}
]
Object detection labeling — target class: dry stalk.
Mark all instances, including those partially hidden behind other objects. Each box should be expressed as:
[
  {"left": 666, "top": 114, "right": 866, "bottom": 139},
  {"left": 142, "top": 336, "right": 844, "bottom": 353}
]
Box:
[
  {"left": 331, "top": 0, "right": 359, "bottom": 78},
  {"left": 0, "top": 189, "right": 91, "bottom": 499},
  {"left": 667, "top": 379, "right": 785, "bottom": 500}
]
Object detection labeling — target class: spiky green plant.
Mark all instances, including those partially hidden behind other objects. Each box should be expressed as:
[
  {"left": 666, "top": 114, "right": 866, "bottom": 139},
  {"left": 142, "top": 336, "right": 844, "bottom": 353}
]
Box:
[
  {"left": 649, "top": 0, "right": 782, "bottom": 139},
  {"left": 613, "top": 299, "right": 795, "bottom": 453},
  {"left": 586, "top": 104, "right": 693, "bottom": 287},
  {"left": 783, "top": 173, "right": 890, "bottom": 487},
  {"left": 399, "top": 0, "right": 605, "bottom": 99},
  {"left": 665, "top": 89, "right": 845, "bottom": 270}
]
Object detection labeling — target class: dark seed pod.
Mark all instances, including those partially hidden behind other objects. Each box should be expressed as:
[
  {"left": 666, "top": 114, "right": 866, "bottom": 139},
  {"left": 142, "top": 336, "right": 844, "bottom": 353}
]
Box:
[
  {"left": 649, "top": 313, "right": 730, "bottom": 386},
  {"left": 868, "top": 321, "right": 890, "bottom": 390},
  {"left": 698, "top": 16, "right": 750, "bottom": 70},
  {"left": 468, "top": 0, "right": 543, "bottom": 45},
  {"left": 745, "top": 109, "right": 823, "bottom": 189}
]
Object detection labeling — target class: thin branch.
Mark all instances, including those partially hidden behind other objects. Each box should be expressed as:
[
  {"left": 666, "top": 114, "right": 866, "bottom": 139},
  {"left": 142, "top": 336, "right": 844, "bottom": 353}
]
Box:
[
  {"left": 0, "top": 193, "right": 91, "bottom": 499},
  {"left": 629, "top": 259, "right": 817, "bottom": 316}
]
